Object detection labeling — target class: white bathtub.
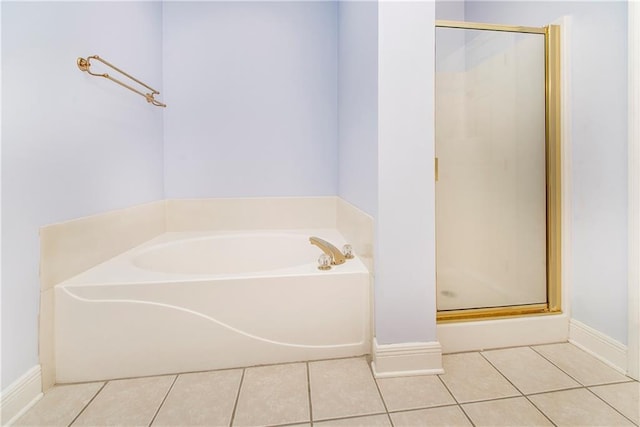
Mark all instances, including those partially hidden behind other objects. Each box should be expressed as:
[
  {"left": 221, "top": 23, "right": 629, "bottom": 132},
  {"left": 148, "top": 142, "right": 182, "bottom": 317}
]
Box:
[{"left": 55, "top": 229, "right": 371, "bottom": 383}]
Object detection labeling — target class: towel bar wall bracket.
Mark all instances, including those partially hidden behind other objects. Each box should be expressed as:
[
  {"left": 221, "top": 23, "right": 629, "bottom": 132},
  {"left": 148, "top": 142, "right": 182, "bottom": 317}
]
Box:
[{"left": 76, "top": 55, "right": 166, "bottom": 108}]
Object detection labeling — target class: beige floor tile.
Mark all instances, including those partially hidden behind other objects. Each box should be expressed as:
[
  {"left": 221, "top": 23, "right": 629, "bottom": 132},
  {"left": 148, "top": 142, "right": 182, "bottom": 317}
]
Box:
[
  {"left": 152, "top": 369, "right": 242, "bottom": 426},
  {"left": 439, "top": 353, "right": 520, "bottom": 403},
  {"left": 533, "top": 343, "right": 632, "bottom": 386},
  {"left": 529, "top": 388, "right": 635, "bottom": 426},
  {"left": 72, "top": 375, "right": 175, "bottom": 426},
  {"left": 462, "top": 397, "right": 553, "bottom": 426},
  {"left": 376, "top": 375, "right": 455, "bottom": 411},
  {"left": 309, "top": 358, "right": 385, "bottom": 420},
  {"left": 390, "top": 406, "right": 472, "bottom": 426},
  {"left": 315, "top": 414, "right": 391, "bottom": 426},
  {"left": 482, "top": 347, "right": 580, "bottom": 394},
  {"left": 14, "top": 382, "right": 103, "bottom": 427},
  {"left": 590, "top": 381, "right": 640, "bottom": 424},
  {"left": 233, "top": 363, "right": 309, "bottom": 426}
]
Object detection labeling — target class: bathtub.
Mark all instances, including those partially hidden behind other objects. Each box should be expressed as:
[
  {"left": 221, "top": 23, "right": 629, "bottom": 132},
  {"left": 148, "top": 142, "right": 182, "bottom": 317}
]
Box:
[{"left": 55, "top": 229, "right": 371, "bottom": 383}]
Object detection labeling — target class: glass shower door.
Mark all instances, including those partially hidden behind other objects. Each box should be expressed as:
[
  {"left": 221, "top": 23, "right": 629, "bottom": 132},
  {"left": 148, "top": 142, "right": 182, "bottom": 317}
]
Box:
[{"left": 435, "top": 24, "right": 550, "bottom": 315}]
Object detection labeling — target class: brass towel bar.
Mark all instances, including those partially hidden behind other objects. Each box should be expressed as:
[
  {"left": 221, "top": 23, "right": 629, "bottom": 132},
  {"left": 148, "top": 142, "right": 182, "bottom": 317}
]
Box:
[{"left": 77, "top": 55, "right": 166, "bottom": 108}]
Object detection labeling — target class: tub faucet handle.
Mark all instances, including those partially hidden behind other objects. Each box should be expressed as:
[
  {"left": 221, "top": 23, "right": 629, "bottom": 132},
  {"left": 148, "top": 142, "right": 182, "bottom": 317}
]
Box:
[
  {"left": 309, "top": 236, "right": 346, "bottom": 265},
  {"left": 342, "top": 244, "right": 354, "bottom": 259},
  {"left": 318, "top": 254, "right": 332, "bottom": 270}
]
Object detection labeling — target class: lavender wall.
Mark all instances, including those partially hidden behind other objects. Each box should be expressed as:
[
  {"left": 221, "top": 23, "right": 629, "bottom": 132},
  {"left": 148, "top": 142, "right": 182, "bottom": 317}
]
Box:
[
  {"left": 162, "top": 1, "right": 338, "bottom": 199},
  {"left": 337, "top": 1, "right": 378, "bottom": 216},
  {"left": 1, "top": 1, "right": 164, "bottom": 389}
]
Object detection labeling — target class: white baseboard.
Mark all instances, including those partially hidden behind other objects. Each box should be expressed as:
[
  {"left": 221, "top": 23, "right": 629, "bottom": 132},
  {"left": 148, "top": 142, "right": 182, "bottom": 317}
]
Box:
[
  {"left": 371, "top": 338, "right": 443, "bottom": 378},
  {"left": 437, "top": 314, "right": 569, "bottom": 354},
  {"left": 569, "top": 319, "right": 628, "bottom": 374},
  {"left": 1, "top": 365, "right": 42, "bottom": 426}
]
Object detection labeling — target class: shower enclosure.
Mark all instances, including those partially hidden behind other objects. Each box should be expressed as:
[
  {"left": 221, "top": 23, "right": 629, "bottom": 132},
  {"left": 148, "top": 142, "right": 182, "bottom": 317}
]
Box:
[{"left": 435, "top": 21, "right": 561, "bottom": 321}]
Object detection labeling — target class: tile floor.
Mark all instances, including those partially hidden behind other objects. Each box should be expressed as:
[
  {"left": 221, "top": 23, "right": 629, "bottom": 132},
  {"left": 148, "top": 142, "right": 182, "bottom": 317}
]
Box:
[{"left": 15, "top": 342, "right": 639, "bottom": 427}]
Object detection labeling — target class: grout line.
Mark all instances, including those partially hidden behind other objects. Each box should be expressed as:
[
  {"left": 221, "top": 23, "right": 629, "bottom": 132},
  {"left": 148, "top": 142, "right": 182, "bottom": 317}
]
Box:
[
  {"left": 531, "top": 343, "right": 637, "bottom": 383},
  {"left": 585, "top": 387, "right": 639, "bottom": 426},
  {"left": 498, "top": 345, "right": 585, "bottom": 426},
  {"left": 479, "top": 349, "right": 562, "bottom": 426},
  {"left": 312, "top": 412, "right": 389, "bottom": 424},
  {"left": 386, "top": 402, "right": 461, "bottom": 414},
  {"left": 520, "top": 393, "right": 558, "bottom": 427},
  {"left": 442, "top": 342, "right": 567, "bottom": 356},
  {"left": 478, "top": 351, "right": 526, "bottom": 396},
  {"left": 436, "top": 374, "right": 460, "bottom": 405},
  {"left": 528, "top": 345, "right": 636, "bottom": 387},
  {"left": 270, "top": 423, "right": 318, "bottom": 427},
  {"left": 454, "top": 404, "right": 475, "bottom": 426},
  {"left": 387, "top": 411, "right": 394, "bottom": 426},
  {"left": 68, "top": 381, "right": 108, "bottom": 426},
  {"left": 228, "top": 368, "right": 246, "bottom": 427},
  {"left": 483, "top": 348, "right": 565, "bottom": 427},
  {"left": 436, "top": 369, "right": 476, "bottom": 426},
  {"left": 306, "top": 362, "right": 314, "bottom": 426},
  {"left": 367, "top": 358, "right": 394, "bottom": 427},
  {"left": 524, "top": 385, "right": 588, "bottom": 397},
  {"left": 452, "top": 394, "right": 533, "bottom": 406},
  {"left": 449, "top": 353, "right": 556, "bottom": 427},
  {"left": 148, "top": 374, "right": 178, "bottom": 426},
  {"left": 528, "top": 345, "right": 588, "bottom": 386},
  {"left": 529, "top": 345, "right": 637, "bottom": 386},
  {"left": 474, "top": 352, "right": 533, "bottom": 427},
  {"left": 456, "top": 405, "right": 475, "bottom": 427}
]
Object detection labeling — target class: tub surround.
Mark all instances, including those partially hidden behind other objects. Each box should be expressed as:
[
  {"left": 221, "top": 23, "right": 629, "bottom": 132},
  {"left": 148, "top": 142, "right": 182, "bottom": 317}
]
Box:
[
  {"left": 40, "top": 197, "right": 375, "bottom": 386},
  {"left": 39, "top": 197, "right": 371, "bottom": 285},
  {"left": 166, "top": 197, "right": 337, "bottom": 232},
  {"left": 40, "top": 200, "right": 166, "bottom": 291},
  {"left": 337, "top": 198, "right": 374, "bottom": 274}
]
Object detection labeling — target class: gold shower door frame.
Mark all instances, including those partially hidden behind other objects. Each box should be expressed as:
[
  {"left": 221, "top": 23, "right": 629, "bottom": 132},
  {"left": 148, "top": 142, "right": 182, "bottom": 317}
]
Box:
[{"left": 435, "top": 21, "right": 562, "bottom": 322}]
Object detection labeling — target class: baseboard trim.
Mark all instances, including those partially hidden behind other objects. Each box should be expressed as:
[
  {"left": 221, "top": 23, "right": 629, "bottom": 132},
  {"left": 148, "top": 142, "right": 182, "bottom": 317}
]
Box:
[
  {"left": 1, "top": 365, "right": 42, "bottom": 425},
  {"left": 569, "top": 319, "right": 628, "bottom": 374},
  {"left": 371, "top": 338, "right": 443, "bottom": 378}
]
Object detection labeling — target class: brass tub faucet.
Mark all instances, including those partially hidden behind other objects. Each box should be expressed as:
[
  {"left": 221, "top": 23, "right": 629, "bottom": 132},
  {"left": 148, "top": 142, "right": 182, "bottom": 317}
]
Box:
[{"left": 309, "top": 236, "right": 347, "bottom": 266}]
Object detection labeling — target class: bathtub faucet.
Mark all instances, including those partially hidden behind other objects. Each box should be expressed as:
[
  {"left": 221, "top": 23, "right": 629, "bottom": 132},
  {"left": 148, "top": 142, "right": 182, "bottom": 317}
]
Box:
[{"left": 309, "top": 236, "right": 346, "bottom": 265}]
